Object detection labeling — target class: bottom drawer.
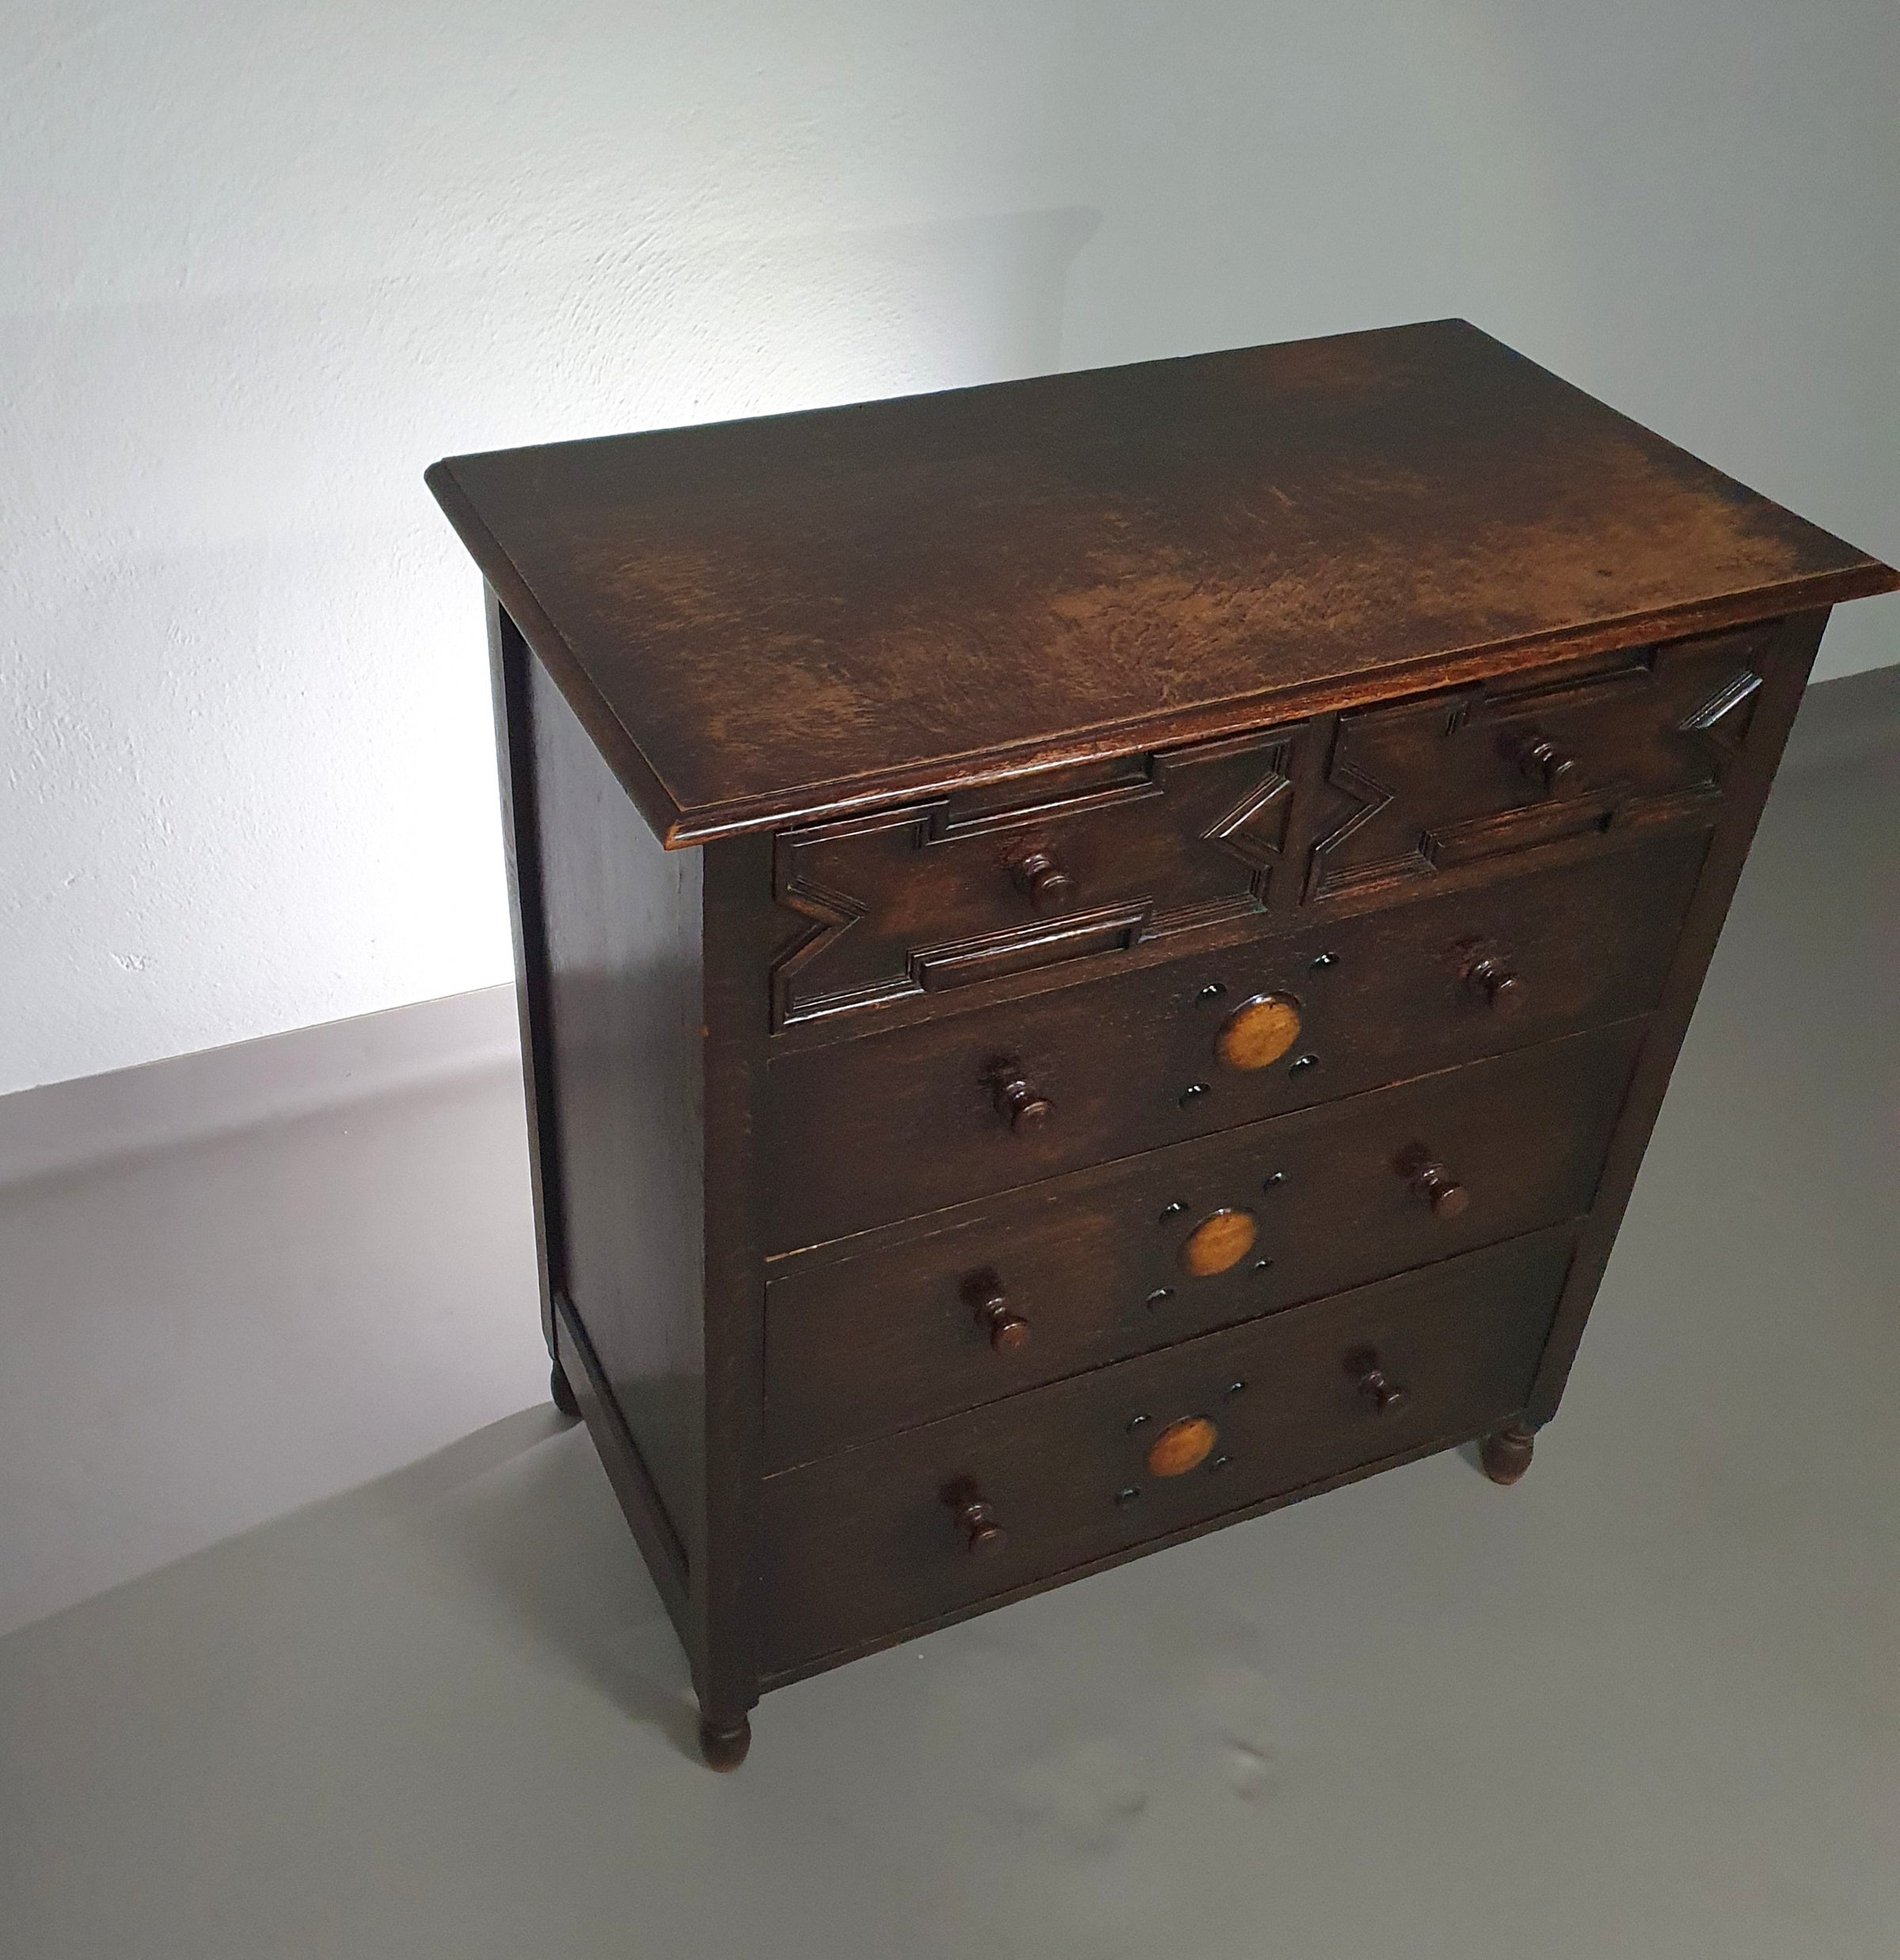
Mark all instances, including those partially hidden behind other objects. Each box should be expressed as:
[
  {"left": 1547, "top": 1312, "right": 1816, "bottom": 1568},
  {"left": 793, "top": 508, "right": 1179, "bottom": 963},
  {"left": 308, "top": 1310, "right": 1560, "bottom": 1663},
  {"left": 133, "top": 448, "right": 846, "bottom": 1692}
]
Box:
[{"left": 762, "top": 1227, "right": 1572, "bottom": 1674}]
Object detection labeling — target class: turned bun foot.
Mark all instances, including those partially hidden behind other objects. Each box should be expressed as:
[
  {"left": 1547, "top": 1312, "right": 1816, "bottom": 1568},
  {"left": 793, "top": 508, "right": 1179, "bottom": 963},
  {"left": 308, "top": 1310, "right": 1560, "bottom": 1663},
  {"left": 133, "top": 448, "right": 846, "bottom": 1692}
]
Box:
[
  {"left": 550, "top": 1359, "right": 582, "bottom": 1421},
  {"left": 698, "top": 1715, "right": 752, "bottom": 1771},
  {"left": 1480, "top": 1420, "right": 1535, "bottom": 1486}
]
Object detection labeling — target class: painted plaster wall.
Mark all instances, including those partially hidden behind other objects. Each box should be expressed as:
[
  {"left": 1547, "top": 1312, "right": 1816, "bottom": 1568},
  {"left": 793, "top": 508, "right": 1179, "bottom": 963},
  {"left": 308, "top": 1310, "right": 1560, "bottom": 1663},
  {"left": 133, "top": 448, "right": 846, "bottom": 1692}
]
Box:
[{"left": 4, "top": 0, "right": 1894, "bottom": 1095}]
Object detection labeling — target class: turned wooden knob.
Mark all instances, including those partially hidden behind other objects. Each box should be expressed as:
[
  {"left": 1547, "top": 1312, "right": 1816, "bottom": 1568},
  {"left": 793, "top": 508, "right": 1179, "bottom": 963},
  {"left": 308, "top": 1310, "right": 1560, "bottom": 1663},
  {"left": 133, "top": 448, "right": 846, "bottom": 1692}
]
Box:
[
  {"left": 1511, "top": 730, "right": 1580, "bottom": 793},
  {"left": 1408, "top": 1160, "right": 1469, "bottom": 1217},
  {"left": 1464, "top": 954, "right": 1523, "bottom": 1012},
  {"left": 965, "top": 1273, "right": 1029, "bottom": 1352},
  {"left": 1347, "top": 1349, "right": 1410, "bottom": 1414},
  {"left": 1012, "top": 850, "right": 1077, "bottom": 914},
  {"left": 992, "top": 1067, "right": 1054, "bottom": 1134},
  {"left": 944, "top": 1479, "right": 1008, "bottom": 1554}
]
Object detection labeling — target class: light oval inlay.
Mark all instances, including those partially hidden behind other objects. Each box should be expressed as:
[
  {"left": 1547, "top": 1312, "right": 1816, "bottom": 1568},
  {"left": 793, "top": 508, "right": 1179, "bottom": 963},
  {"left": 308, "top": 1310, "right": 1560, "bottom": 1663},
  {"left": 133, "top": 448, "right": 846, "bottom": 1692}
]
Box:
[
  {"left": 1215, "top": 992, "right": 1303, "bottom": 1071},
  {"left": 1180, "top": 1207, "right": 1257, "bottom": 1277},
  {"left": 1146, "top": 1415, "right": 1219, "bottom": 1478}
]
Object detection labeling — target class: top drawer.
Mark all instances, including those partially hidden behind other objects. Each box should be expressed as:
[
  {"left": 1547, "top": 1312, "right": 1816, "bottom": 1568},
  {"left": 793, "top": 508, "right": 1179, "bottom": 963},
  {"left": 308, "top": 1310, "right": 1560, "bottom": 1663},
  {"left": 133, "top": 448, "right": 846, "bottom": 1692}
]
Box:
[
  {"left": 769, "top": 622, "right": 1778, "bottom": 1034},
  {"left": 1308, "top": 624, "right": 1774, "bottom": 902},
  {"left": 772, "top": 728, "right": 1305, "bottom": 1027}
]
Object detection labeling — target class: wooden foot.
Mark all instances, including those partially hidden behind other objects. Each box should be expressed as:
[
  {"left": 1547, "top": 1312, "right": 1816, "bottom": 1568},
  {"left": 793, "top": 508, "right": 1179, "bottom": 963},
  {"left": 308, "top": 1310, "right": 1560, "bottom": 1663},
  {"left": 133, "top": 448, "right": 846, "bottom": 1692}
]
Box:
[
  {"left": 549, "top": 1359, "right": 581, "bottom": 1421},
  {"left": 1480, "top": 1421, "right": 1535, "bottom": 1486},
  {"left": 698, "top": 1714, "right": 752, "bottom": 1771}
]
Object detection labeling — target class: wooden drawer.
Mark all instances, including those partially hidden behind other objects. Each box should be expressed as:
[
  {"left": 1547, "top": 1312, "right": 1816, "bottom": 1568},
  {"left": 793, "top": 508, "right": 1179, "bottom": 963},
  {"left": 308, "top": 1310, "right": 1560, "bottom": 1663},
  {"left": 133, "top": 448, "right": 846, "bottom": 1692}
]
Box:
[
  {"left": 1308, "top": 625, "right": 1773, "bottom": 902},
  {"left": 762, "top": 1023, "right": 1640, "bottom": 1469},
  {"left": 763, "top": 1227, "right": 1572, "bottom": 1675},
  {"left": 766, "top": 834, "right": 1704, "bottom": 1249},
  {"left": 771, "top": 727, "right": 1306, "bottom": 1027}
]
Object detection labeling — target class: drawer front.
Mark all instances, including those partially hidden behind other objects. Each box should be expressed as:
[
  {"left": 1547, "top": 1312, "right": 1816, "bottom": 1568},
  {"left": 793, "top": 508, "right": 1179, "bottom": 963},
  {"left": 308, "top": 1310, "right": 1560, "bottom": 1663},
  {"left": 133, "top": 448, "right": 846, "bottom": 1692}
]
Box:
[
  {"left": 773, "top": 727, "right": 1305, "bottom": 1027},
  {"left": 763, "top": 1228, "right": 1571, "bottom": 1674},
  {"left": 1309, "top": 625, "right": 1773, "bottom": 902},
  {"left": 766, "top": 834, "right": 1704, "bottom": 1249},
  {"left": 763, "top": 1024, "right": 1640, "bottom": 1469}
]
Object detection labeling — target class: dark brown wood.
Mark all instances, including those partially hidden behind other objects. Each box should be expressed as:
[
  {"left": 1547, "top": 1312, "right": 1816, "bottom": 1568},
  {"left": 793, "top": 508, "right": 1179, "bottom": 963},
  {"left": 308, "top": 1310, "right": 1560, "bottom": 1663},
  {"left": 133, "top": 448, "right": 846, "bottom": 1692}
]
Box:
[
  {"left": 694, "top": 834, "right": 777, "bottom": 1746},
  {"left": 529, "top": 656, "right": 706, "bottom": 1567},
  {"left": 1480, "top": 1421, "right": 1536, "bottom": 1485},
  {"left": 486, "top": 597, "right": 564, "bottom": 1363},
  {"left": 497, "top": 602, "right": 772, "bottom": 1748},
  {"left": 1462, "top": 952, "right": 1523, "bottom": 1012},
  {"left": 697, "top": 1715, "right": 751, "bottom": 1772},
  {"left": 552, "top": 1293, "right": 688, "bottom": 1631},
  {"left": 772, "top": 727, "right": 1299, "bottom": 1029},
  {"left": 964, "top": 1273, "right": 1029, "bottom": 1353},
  {"left": 990, "top": 1065, "right": 1054, "bottom": 1136},
  {"left": 1309, "top": 623, "right": 1778, "bottom": 903},
  {"left": 1349, "top": 1350, "right": 1412, "bottom": 1415},
  {"left": 490, "top": 599, "right": 696, "bottom": 1653},
  {"left": 1011, "top": 849, "right": 1077, "bottom": 914},
  {"left": 433, "top": 334, "right": 1895, "bottom": 1766},
  {"left": 428, "top": 321, "right": 1895, "bottom": 848},
  {"left": 758, "top": 1420, "right": 1522, "bottom": 1692},
  {"left": 1405, "top": 1157, "right": 1469, "bottom": 1217},
  {"left": 760, "top": 1024, "right": 1640, "bottom": 1468},
  {"left": 762, "top": 1229, "right": 1574, "bottom": 1674},
  {"left": 765, "top": 835, "right": 1704, "bottom": 1249},
  {"left": 942, "top": 1479, "right": 1009, "bottom": 1555},
  {"left": 1525, "top": 607, "right": 1833, "bottom": 1423}
]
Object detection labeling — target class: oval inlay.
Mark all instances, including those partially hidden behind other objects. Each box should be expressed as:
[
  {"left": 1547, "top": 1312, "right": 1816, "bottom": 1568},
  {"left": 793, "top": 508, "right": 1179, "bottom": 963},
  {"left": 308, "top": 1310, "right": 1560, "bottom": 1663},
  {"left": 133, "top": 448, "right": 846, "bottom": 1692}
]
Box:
[
  {"left": 1146, "top": 1415, "right": 1218, "bottom": 1478},
  {"left": 1180, "top": 1207, "right": 1257, "bottom": 1277},
  {"left": 1215, "top": 993, "right": 1303, "bottom": 1071}
]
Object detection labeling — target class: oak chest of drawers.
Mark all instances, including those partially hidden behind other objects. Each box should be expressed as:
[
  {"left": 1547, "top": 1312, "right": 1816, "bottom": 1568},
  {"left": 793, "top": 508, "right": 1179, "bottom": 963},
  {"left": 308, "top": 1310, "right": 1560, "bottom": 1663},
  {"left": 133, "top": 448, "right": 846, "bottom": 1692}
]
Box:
[{"left": 427, "top": 319, "right": 1895, "bottom": 1767}]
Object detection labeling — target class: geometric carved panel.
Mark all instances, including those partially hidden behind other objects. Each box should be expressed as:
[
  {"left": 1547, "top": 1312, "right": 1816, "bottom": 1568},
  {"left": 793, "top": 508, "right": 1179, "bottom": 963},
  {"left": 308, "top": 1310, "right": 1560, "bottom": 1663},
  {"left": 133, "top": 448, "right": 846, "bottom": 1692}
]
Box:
[
  {"left": 1306, "top": 625, "right": 1772, "bottom": 903},
  {"left": 773, "top": 727, "right": 1301, "bottom": 1027}
]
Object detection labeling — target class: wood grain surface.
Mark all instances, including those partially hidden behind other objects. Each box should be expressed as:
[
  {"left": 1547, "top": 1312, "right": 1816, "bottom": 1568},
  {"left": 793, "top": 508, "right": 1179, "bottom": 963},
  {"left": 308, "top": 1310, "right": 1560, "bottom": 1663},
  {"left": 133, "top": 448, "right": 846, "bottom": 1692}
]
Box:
[
  {"left": 428, "top": 321, "right": 1897, "bottom": 846},
  {"left": 764, "top": 835, "right": 1704, "bottom": 1249},
  {"left": 760, "top": 1022, "right": 1641, "bottom": 1469},
  {"left": 762, "top": 1227, "right": 1575, "bottom": 1673}
]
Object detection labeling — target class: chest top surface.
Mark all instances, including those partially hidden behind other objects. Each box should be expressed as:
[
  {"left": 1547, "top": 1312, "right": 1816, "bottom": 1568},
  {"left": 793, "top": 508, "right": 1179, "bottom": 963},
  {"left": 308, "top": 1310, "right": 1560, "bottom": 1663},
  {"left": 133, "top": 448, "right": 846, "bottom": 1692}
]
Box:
[{"left": 428, "top": 318, "right": 1894, "bottom": 846}]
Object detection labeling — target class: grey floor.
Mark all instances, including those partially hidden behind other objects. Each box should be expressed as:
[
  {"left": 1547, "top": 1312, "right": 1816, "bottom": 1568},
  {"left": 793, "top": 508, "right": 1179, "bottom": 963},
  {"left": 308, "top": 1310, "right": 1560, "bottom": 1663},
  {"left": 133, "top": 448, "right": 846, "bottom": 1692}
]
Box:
[{"left": 2, "top": 674, "right": 1896, "bottom": 1960}]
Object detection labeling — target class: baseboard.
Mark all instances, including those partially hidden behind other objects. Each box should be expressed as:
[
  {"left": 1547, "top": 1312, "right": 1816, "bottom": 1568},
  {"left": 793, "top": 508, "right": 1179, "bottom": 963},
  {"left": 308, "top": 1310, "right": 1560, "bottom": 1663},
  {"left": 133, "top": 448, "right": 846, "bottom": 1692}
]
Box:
[{"left": 0, "top": 986, "right": 520, "bottom": 1189}]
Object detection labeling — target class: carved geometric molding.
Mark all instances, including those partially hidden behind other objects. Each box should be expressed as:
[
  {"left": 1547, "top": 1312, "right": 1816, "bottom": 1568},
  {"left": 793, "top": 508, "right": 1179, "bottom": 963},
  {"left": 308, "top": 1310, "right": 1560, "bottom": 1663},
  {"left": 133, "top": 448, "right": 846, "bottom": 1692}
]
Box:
[
  {"left": 1306, "top": 626, "right": 1772, "bottom": 904},
  {"left": 1197, "top": 743, "right": 1297, "bottom": 894},
  {"left": 1678, "top": 665, "right": 1764, "bottom": 763},
  {"left": 772, "top": 727, "right": 1301, "bottom": 1028}
]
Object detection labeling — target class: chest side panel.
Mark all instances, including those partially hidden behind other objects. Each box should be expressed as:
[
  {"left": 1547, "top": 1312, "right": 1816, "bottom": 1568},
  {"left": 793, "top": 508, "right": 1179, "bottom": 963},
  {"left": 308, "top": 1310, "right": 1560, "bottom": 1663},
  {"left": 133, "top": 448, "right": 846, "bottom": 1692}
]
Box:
[{"left": 526, "top": 651, "right": 707, "bottom": 1571}]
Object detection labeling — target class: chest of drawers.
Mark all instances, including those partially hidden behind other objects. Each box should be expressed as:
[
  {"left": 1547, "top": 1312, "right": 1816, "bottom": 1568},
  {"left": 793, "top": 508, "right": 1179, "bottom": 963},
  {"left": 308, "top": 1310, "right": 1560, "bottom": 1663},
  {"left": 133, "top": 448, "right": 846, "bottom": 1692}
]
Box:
[{"left": 428, "top": 319, "right": 1894, "bottom": 1767}]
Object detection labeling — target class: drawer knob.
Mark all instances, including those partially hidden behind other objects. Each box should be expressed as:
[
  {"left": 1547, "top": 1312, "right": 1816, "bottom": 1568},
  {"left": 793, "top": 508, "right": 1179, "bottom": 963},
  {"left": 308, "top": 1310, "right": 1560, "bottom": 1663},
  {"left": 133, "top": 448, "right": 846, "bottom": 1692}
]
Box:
[
  {"left": 965, "top": 1274, "right": 1029, "bottom": 1352},
  {"left": 1464, "top": 953, "right": 1524, "bottom": 1012},
  {"left": 1408, "top": 1159, "right": 1470, "bottom": 1217},
  {"left": 1347, "top": 1349, "right": 1410, "bottom": 1415},
  {"left": 1146, "top": 1415, "right": 1219, "bottom": 1477},
  {"left": 991, "top": 1065, "right": 1054, "bottom": 1134},
  {"left": 1012, "top": 850, "right": 1077, "bottom": 914},
  {"left": 1510, "top": 730, "right": 1581, "bottom": 794},
  {"left": 943, "top": 1479, "right": 1009, "bottom": 1555},
  {"left": 1214, "top": 992, "right": 1303, "bottom": 1071}
]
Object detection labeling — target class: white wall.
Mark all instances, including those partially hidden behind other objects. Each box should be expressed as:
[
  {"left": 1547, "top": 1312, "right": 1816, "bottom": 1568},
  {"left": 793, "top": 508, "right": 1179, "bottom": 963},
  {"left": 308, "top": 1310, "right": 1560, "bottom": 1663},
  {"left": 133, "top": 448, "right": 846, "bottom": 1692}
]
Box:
[{"left": 5, "top": 0, "right": 1895, "bottom": 1096}]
